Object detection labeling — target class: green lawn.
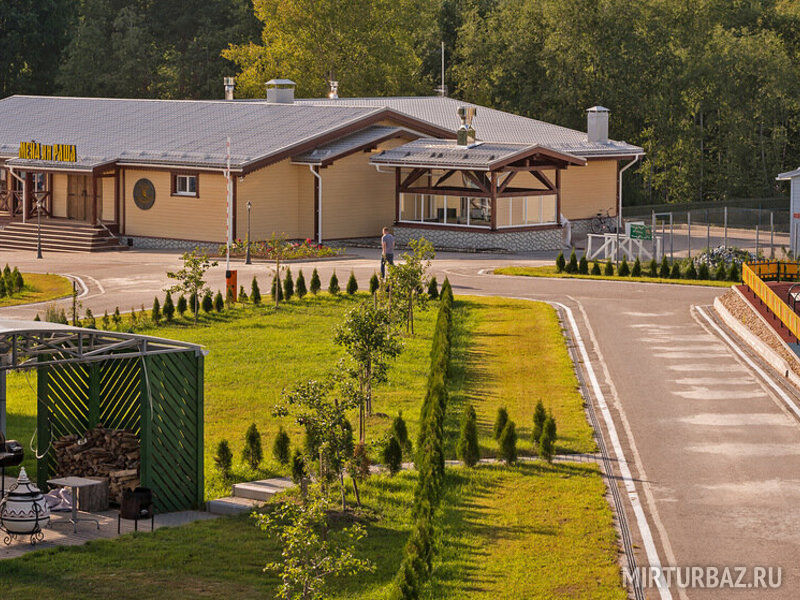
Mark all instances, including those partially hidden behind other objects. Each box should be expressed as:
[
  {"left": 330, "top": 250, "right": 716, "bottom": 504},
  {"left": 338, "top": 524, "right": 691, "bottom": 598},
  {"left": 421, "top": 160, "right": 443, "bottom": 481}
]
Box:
[
  {"left": 495, "top": 264, "right": 734, "bottom": 287},
  {"left": 1, "top": 294, "right": 626, "bottom": 599},
  {"left": 0, "top": 273, "right": 73, "bottom": 307}
]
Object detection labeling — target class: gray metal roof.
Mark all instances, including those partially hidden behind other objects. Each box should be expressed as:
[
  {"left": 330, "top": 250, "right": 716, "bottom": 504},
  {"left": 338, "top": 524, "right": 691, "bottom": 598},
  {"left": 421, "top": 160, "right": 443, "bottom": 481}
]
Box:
[
  {"left": 370, "top": 138, "right": 584, "bottom": 171},
  {"left": 6, "top": 157, "right": 114, "bottom": 173},
  {"left": 292, "top": 125, "right": 404, "bottom": 165},
  {"left": 296, "top": 96, "right": 643, "bottom": 158},
  {"left": 777, "top": 168, "right": 800, "bottom": 180},
  {"left": 0, "top": 95, "right": 382, "bottom": 171}
]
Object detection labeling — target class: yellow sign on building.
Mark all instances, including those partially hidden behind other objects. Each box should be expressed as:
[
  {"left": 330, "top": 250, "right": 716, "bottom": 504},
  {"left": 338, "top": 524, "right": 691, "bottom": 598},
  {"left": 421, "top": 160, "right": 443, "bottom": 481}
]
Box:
[{"left": 18, "top": 141, "right": 77, "bottom": 162}]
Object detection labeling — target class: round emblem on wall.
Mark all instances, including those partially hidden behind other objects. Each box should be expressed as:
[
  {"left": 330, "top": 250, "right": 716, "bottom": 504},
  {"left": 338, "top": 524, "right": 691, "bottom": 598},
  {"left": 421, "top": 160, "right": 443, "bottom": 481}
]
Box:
[{"left": 133, "top": 178, "right": 156, "bottom": 210}]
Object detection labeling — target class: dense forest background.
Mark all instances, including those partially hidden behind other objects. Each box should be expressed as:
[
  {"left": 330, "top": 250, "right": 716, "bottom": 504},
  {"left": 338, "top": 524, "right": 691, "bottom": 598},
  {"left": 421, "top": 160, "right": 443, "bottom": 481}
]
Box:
[{"left": 3, "top": 0, "right": 800, "bottom": 205}]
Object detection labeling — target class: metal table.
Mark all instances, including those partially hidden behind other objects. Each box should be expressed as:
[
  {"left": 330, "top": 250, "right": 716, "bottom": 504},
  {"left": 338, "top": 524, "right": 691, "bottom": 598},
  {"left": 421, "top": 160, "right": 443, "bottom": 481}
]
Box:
[{"left": 47, "top": 476, "right": 101, "bottom": 533}]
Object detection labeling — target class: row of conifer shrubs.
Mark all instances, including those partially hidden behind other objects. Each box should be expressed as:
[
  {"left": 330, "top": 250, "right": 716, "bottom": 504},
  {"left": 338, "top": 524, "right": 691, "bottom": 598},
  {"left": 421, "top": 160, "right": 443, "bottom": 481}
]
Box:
[
  {"left": 556, "top": 250, "right": 740, "bottom": 282},
  {"left": 390, "top": 278, "right": 454, "bottom": 600}
]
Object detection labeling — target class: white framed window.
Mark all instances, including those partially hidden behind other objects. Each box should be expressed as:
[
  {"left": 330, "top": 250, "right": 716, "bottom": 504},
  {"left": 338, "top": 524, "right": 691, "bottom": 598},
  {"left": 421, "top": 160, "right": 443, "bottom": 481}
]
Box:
[{"left": 173, "top": 174, "right": 198, "bottom": 197}]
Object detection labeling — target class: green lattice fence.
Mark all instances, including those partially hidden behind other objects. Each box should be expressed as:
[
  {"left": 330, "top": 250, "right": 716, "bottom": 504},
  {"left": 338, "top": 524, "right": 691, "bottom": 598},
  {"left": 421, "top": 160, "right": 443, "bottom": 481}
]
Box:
[{"left": 36, "top": 350, "right": 204, "bottom": 512}]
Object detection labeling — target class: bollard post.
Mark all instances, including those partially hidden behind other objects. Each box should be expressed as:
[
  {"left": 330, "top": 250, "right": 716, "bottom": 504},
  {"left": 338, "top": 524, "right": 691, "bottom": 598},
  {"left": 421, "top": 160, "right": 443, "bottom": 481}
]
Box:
[
  {"left": 652, "top": 210, "right": 656, "bottom": 259},
  {"left": 706, "top": 208, "right": 710, "bottom": 267},
  {"left": 688, "top": 211, "right": 692, "bottom": 259},
  {"left": 670, "top": 212, "right": 674, "bottom": 261},
  {"left": 724, "top": 206, "right": 728, "bottom": 248}
]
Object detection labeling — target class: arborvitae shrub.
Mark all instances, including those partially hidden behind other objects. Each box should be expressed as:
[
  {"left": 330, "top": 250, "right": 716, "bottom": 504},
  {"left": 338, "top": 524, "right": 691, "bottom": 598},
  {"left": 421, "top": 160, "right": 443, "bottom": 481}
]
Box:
[
  {"left": 660, "top": 256, "right": 671, "bottom": 278},
  {"left": 239, "top": 285, "right": 248, "bottom": 302},
  {"left": 427, "top": 277, "right": 439, "bottom": 299},
  {"left": 295, "top": 270, "right": 307, "bottom": 298},
  {"left": 685, "top": 261, "right": 697, "bottom": 280},
  {"left": 457, "top": 404, "right": 480, "bottom": 467},
  {"left": 113, "top": 306, "right": 122, "bottom": 326},
  {"left": 648, "top": 258, "right": 658, "bottom": 277},
  {"left": 498, "top": 421, "right": 517, "bottom": 465},
  {"left": 33, "top": 313, "right": 40, "bottom": 322},
  {"left": 392, "top": 411, "right": 411, "bottom": 455},
  {"left": 176, "top": 295, "right": 187, "bottom": 317},
  {"left": 214, "top": 290, "right": 224, "bottom": 312},
  {"left": 591, "top": 261, "right": 601, "bottom": 275},
  {"left": 698, "top": 261, "right": 710, "bottom": 280},
  {"left": 670, "top": 262, "right": 682, "bottom": 279},
  {"left": 271, "top": 275, "right": 284, "bottom": 302},
  {"left": 226, "top": 286, "right": 234, "bottom": 307},
  {"left": 578, "top": 254, "right": 589, "bottom": 274},
  {"left": 544, "top": 413, "right": 557, "bottom": 442},
  {"left": 493, "top": 407, "right": 509, "bottom": 440},
  {"left": 189, "top": 292, "right": 198, "bottom": 313},
  {"left": 202, "top": 292, "right": 214, "bottom": 313},
  {"left": 565, "top": 250, "right": 578, "bottom": 273},
  {"left": 163, "top": 292, "right": 174, "bottom": 321},
  {"left": 383, "top": 436, "right": 403, "bottom": 475},
  {"left": 539, "top": 427, "right": 554, "bottom": 463},
  {"left": 214, "top": 440, "right": 232, "bottom": 478},
  {"left": 618, "top": 257, "right": 630, "bottom": 276},
  {"left": 727, "top": 262, "right": 740, "bottom": 282},
  {"left": 272, "top": 426, "right": 291, "bottom": 465},
  {"left": 555, "top": 251, "right": 566, "bottom": 273},
  {"left": 283, "top": 268, "right": 294, "bottom": 300},
  {"left": 604, "top": 260, "right": 614, "bottom": 276},
  {"left": 532, "top": 400, "right": 547, "bottom": 447},
  {"left": 251, "top": 277, "right": 262, "bottom": 305},
  {"left": 242, "top": 423, "right": 263, "bottom": 470},
  {"left": 290, "top": 449, "right": 305, "bottom": 483},
  {"left": 101, "top": 311, "right": 110, "bottom": 330},
  {"left": 13, "top": 268, "right": 23, "bottom": 292},
  {"left": 328, "top": 271, "right": 340, "bottom": 295},
  {"left": 84, "top": 308, "right": 96, "bottom": 329},
  {"left": 347, "top": 271, "right": 358, "bottom": 295},
  {"left": 370, "top": 273, "right": 380, "bottom": 295},
  {"left": 0, "top": 279, "right": 6, "bottom": 297},
  {"left": 310, "top": 268, "right": 321, "bottom": 294},
  {"left": 151, "top": 297, "right": 161, "bottom": 324},
  {"left": 715, "top": 262, "right": 727, "bottom": 281},
  {"left": 631, "top": 257, "right": 642, "bottom": 277}
]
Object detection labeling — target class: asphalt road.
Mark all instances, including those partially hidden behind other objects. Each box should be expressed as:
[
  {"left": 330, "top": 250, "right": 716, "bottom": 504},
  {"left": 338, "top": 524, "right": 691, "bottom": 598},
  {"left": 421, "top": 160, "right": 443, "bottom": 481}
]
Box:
[{"left": 2, "top": 246, "right": 799, "bottom": 598}]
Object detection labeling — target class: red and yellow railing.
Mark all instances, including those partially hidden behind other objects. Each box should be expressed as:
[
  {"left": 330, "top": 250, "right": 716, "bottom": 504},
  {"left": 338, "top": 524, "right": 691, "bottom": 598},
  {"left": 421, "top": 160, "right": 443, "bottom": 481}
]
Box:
[{"left": 742, "top": 261, "right": 800, "bottom": 340}]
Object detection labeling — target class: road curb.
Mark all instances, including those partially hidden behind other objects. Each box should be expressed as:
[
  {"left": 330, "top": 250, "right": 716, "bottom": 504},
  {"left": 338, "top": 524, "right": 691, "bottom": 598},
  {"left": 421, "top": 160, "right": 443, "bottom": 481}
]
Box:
[{"left": 713, "top": 294, "right": 800, "bottom": 390}]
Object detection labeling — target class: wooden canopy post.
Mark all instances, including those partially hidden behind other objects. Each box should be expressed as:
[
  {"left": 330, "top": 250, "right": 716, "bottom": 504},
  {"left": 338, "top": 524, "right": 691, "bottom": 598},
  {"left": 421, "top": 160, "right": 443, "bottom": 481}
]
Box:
[
  {"left": 490, "top": 172, "right": 497, "bottom": 230},
  {"left": 91, "top": 174, "right": 98, "bottom": 224}
]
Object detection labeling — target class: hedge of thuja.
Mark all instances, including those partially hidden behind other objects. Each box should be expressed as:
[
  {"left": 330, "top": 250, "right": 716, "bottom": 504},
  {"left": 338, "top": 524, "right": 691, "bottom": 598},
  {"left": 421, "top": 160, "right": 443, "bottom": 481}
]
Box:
[{"left": 390, "top": 278, "right": 454, "bottom": 600}]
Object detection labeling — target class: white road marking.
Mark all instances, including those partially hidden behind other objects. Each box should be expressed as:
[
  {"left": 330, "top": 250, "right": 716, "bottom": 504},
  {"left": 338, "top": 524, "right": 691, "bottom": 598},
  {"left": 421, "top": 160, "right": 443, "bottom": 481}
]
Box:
[
  {"left": 673, "top": 387, "right": 766, "bottom": 400},
  {"left": 678, "top": 413, "right": 792, "bottom": 426},
  {"left": 686, "top": 443, "right": 800, "bottom": 456},
  {"left": 695, "top": 306, "right": 800, "bottom": 422},
  {"left": 62, "top": 274, "right": 89, "bottom": 298},
  {"left": 674, "top": 377, "right": 755, "bottom": 386},
  {"left": 666, "top": 363, "right": 742, "bottom": 372},
  {"left": 653, "top": 351, "right": 729, "bottom": 360},
  {"left": 622, "top": 311, "right": 673, "bottom": 318},
  {"left": 553, "top": 300, "right": 673, "bottom": 600}
]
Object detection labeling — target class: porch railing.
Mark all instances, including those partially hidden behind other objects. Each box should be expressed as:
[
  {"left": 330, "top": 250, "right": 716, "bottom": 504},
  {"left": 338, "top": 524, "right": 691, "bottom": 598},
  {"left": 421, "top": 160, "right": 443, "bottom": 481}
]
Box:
[{"left": 742, "top": 261, "right": 800, "bottom": 341}]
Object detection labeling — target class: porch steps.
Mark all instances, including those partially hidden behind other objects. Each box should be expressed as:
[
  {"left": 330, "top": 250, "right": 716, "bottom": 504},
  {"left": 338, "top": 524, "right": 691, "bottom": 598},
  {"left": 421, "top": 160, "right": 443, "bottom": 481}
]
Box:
[
  {"left": 0, "top": 220, "right": 128, "bottom": 252},
  {"left": 206, "top": 496, "right": 263, "bottom": 516},
  {"left": 207, "top": 477, "right": 294, "bottom": 516}
]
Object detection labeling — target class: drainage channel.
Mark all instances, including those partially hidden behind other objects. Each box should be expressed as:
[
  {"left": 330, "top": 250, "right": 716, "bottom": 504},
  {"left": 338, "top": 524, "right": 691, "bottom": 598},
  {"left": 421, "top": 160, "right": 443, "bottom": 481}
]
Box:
[{"left": 555, "top": 303, "right": 646, "bottom": 600}]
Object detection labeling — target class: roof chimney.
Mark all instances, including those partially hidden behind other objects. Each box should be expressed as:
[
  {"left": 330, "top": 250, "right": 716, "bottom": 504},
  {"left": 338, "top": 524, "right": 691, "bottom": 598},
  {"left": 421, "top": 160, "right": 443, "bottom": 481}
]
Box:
[
  {"left": 223, "top": 77, "right": 235, "bottom": 100},
  {"left": 587, "top": 106, "right": 609, "bottom": 143},
  {"left": 328, "top": 80, "right": 339, "bottom": 99},
  {"left": 266, "top": 78, "right": 296, "bottom": 104},
  {"left": 457, "top": 106, "right": 477, "bottom": 147}
]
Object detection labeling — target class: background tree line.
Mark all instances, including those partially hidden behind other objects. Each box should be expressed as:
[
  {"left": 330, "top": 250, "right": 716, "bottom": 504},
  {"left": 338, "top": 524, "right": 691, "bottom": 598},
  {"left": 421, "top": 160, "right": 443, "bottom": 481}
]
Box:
[{"left": 4, "top": 0, "right": 800, "bottom": 204}]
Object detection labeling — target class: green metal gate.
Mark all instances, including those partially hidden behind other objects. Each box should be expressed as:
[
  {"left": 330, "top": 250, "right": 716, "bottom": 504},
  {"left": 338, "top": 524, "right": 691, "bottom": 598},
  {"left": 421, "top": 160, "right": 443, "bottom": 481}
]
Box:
[{"left": 36, "top": 350, "right": 204, "bottom": 512}]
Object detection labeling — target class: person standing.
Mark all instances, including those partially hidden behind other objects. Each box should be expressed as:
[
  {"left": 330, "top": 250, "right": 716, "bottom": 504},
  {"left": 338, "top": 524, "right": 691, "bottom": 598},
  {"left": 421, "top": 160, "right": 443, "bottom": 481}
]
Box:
[{"left": 381, "top": 226, "right": 395, "bottom": 278}]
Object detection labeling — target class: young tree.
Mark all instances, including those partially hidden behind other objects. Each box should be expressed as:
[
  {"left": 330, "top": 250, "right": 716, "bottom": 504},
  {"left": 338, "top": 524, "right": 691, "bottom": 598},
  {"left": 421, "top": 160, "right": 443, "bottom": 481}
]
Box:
[
  {"left": 532, "top": 400, "right": 547, "bottom": 447},
  {"left": 243, "top": 423, "right": 263, "bottom": 470},
  {"left": 214, "top": 290, "right": 225, "bottom": 312},
  {"left": 591, "top": 260, "right": 601, "bottom": 276},
  {"left": 346, "top": 272, "right": 358, "bottom": 295},
  {"left": 284, "top": 267, "right": 294, "bottom": 300},
  {"left": 84, "top": 308, "right": 96, "bottom": 329},
  {"left": 333, "top": 301, "right": 402, "bottom": 441},
  {"left": 648, "top": 258, "right": 659, "bottom": 277},
  {"left": 715, "top": 261, "right": 727, "bottom": 281},
  {"left": 631, "top": 257, "right": 642, "bottom": 277},
  {"left": 254, "top": 491, "right": 373, "bottom": 600},
  {"left": 239, "top": 285, "right": 248, "bottom": 302},
  {"left": 493, "top": 406, "right": 508, "bottom": 440},
  {"left": 604, "top": 260, "right": 614, "bottom": 276},
  {"left": 685, "top": 261, "right": 697, "bottom": 280},
  {"left": 266, "top": 233, "right": 291, "bottom": 309},
  {"left": 215, "top": 439, "right": 233, "bottom": 478},
  {"left": 202, "top": 291, "right": 214, "bottom": 313},
  {"left": 555, "top": 251, "right": 566, "bottom": 273},
  {"left": 427, "top": 276, "right": 439, "bottom": 299},
  {"left": 698, "top": 261, "right": 710, "bottom": 280},
  {"left": 296, "top": 269, "right": 307, "bottom": 298},
  {"left": 565, "top": 249, "right": 578, "bottom": 273},
  {"left": 163, "top": 291, "right": 175, "bottom": 322},
  {"left": 391, "top": 411, "right": 411, "bottom": 455},
  {"left": 618, "top": 257, "right": 630, "bottom": 276},
  {"left": 578, "top": 253, "right": 589, "bottom": 274},
  {"left": 382, "top": 436, "right": 403, "bottom": 475},
  {"left": 113, "top": 306, "right": 122, "bottom": 328},
  {"left": 151, "top": 296, "right": 161, "bottom": 324},
  {"left": 369, "top": 272, "right": 380, "bottom": 295},
  {"left": 387, "top": 237, "right": 435, "bottom": 334},
  {"left": 727, "top": 261, "right": 740, "bottom": 282},
  {"left": 272, "top": 274, "right": 284, "bottom": 303},
  {"left": 13, "top": 268, "right": 23, "bottom": 292},
  {"left": 251, "top": 276, "right": 262, "bottom": 305},
  {"left": 347, "top": 442, "right": 370, "bottom": 507},
  {"left": 101, "top": 310, "right": 110, "bottom": 330},
  {"left": 457, "top": 404, "right": 480, "bottom": 467},
  {"left": 310, "top": 268, "right": 321, "bottom": 295},
  {"left": 498, "top": 420, "right": 517, "bottom": 465},
  {"left": 290, "top": 448, "right": 305, "bottom": 484},
  {"left": 539, "top": 422, "right": 555, "bottom": 464},
  {"left": 328, "top": 271, "right": 340, "bottom": 295},
  {"left": 660, "top": 256, "right": 671, "bottom": 278},
  {"left": 670, "top": 262, "right": 682, "bottom": 279},
  {"left": 273, "top": 426, "right": 291, "bottom": 465},
  {"left": 166, "top": 249, "right": 218, "bottom": 324}
]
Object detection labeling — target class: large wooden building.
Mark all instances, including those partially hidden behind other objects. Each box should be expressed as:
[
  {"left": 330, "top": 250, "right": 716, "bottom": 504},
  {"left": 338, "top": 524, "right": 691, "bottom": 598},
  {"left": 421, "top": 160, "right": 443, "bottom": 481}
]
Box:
[{"left": 0, "top": 81, "right": 643, "bottom": 251}]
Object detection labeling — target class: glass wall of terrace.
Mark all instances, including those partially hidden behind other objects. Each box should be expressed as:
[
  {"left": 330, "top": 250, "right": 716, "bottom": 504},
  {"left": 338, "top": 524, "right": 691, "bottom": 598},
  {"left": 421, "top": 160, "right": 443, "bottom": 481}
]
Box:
[{"left": 371, "top": 138, "right": 585, "bottom": 232}]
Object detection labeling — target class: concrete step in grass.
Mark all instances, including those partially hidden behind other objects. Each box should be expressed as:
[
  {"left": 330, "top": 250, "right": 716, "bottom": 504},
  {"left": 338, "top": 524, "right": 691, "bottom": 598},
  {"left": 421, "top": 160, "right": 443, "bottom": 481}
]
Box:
[
  {"left": 232, "top": 477, "right": 294, "bottom": 502},
  {"left": 206, "top": 496, "right": 263, "bottom": 516}
]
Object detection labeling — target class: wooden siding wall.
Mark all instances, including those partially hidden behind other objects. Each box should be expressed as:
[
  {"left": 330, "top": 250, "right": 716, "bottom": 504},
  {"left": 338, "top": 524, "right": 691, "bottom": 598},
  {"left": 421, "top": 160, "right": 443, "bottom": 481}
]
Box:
[
  {"left": 560, "top": 159, "right": 618, "bottom": 220},
  {"left": 102, "top": 176, "right": 115, "bottom": 221},
  {"left": 123, "top": 169, "right": 227, "bottom": 241},
  {"left": 52, "top": 173, "right": 68, "bottom": 218}
]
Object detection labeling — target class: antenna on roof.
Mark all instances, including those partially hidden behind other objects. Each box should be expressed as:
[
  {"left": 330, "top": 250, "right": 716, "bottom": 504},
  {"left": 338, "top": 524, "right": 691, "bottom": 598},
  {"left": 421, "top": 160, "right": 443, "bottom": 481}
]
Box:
[
  {"left": 327, "top": 69, "right": 339, "bottom": 99},
  {"left": 435, "top": 41, "right": 448, "bottom": 97}
]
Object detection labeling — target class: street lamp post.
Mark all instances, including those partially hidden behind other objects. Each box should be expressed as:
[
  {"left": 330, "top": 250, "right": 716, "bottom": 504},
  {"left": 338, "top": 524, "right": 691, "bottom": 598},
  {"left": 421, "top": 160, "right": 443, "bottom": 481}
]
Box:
[
  {"left": 245, "top": 201, "right": 252, "bottom": 265},
  {"left": 36, "top": 197, "right": 42, "bottom": 259}
]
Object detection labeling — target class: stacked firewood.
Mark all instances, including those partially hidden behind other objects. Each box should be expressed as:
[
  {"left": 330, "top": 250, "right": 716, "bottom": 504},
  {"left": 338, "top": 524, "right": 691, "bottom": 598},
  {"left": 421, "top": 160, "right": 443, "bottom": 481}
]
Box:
[{"left": 52, "top": 425, "right": 140, "bottom": 504}]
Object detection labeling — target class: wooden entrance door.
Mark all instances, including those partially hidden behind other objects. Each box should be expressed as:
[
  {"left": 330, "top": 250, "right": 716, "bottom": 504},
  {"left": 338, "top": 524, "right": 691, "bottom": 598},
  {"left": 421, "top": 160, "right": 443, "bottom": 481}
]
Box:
[{"left": 67, "top": 175, "right": 99, "bottom": 221}]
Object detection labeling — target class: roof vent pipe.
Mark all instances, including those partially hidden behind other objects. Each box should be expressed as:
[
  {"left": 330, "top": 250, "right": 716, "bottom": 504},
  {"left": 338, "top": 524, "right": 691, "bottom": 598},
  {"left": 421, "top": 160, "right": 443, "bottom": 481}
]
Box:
[
  {"left": 457, "top": 106, "right": 476, "bottom": 147},
  {"left": 223, "top": 77, "right": 235, "bottom": 100},
  {"left": 587, "top": 106, "right": 609, "bottom": 143},
  {"left": 328, "top": 80, "right": 339, "bottom": 99},
  {"left": 266, "top": 78, "right": 296, "bottom": 104}
]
